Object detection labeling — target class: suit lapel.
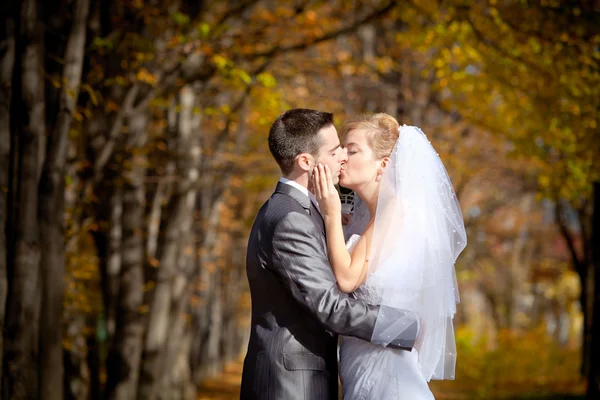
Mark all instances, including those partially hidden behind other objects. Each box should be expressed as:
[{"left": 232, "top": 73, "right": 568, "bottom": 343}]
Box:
[
  {"left": 275, "top": 182, "right": 325, "bottom": 235},
  {"left": 275, "top": 181, "right": 310, "bottom": 209},
  {"left": 309, "top": 198, "right": 325, "bottom": 233}
]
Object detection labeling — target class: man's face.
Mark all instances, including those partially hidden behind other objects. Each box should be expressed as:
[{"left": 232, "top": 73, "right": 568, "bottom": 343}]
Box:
[{"left": 314, "top": 125, "right": 347, "bottom": 185}]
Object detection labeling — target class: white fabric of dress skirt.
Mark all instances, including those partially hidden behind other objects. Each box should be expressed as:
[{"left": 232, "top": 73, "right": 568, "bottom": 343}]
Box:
[{"left": 339, "top": 234, "right": 434, "bottom": 400}]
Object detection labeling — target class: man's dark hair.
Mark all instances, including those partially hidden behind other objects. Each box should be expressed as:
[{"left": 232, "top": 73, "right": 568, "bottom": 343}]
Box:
[{"left": 268, "top": 109, "right": 334, "bottom": 175}]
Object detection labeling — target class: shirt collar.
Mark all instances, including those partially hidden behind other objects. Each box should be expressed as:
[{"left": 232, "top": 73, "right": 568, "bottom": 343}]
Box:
[
  {"left": 278, "top": 177, "right": 321, "bottom": 213},
  {"left": 279, "top": 177, "right": 309, "bottom": 197}
]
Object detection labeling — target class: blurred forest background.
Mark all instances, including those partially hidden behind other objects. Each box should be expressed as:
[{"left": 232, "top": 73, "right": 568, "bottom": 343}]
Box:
[{"left": 0, "top": 0, "right": 599, "bottom": 399}]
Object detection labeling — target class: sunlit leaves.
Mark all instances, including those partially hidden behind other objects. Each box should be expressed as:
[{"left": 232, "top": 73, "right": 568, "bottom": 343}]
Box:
[
  {"left": 92, "top": 37, "right": 114, "bottom": 51},
  {"left": 171, "top": 11, "right": 190, "bottom": 27},
  {"left": 236, "top": 69, "right": 252, "bottom": 85},
  {"left": 398, "top": 0, "right": 600, "bottom": 203},
  {"left": 211, "top": 54, "right": 232, "bottom": 70},
  {"left": 256, "top": 72, "right": 276, "bottom": 88},
  {"left": 430, "top": 325, "right": 584, "bottom": 397},
  {"left": 136, "top": 68, "right": 158, "bottom": 86},
  {"left": 196, "top": 22, "right": 211, "bottom": 39}
]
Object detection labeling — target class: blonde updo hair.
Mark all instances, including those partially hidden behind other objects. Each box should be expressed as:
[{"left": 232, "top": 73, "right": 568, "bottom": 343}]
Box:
[{"left": 341, "top": 113, "right": 400, "bottom": 159}]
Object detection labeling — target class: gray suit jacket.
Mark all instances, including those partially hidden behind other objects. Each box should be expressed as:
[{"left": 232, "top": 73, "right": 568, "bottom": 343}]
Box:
[{"left": 240, "top": 182, "right": 418, "bottom": 400}]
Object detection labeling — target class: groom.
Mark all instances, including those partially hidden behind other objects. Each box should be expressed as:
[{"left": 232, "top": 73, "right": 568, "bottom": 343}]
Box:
[{"left": 240, "top": 109, "right": 420, "bottom": 400}]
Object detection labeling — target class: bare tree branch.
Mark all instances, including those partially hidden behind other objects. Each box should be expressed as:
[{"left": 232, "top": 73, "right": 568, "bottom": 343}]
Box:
[
  {"left": 246, "top": 1, "right": 397, "bottom": 60},
  {"left": 93, "top": 83, "right": 140, "bottom": 177},
  {"left": 211, "top": 0, "right": 262, "bottom": 32},
  {"left": 38, "top": 0, "right": 91, "bottom": 398}
]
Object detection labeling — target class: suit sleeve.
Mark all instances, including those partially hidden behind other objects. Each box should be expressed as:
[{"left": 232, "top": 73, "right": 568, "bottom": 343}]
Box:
[{"left": 270, "top": 211, "right": 419, "bottom": 348}]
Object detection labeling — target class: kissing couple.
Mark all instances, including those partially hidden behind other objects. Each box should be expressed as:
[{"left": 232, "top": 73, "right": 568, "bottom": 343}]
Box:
[{"left": 240, "top": 109, "right": 467, "bottom": 399}]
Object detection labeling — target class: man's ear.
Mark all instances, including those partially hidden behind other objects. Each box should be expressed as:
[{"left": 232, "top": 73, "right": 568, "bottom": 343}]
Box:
[{"left": 296, "top": 153, "right": 314, "bottom": 172}]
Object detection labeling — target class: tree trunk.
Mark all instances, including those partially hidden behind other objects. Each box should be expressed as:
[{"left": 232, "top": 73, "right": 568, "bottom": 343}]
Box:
[
  {"left": 103, "top": 179, "right": 124, "bottom": 339},
  {"left": 0, "top": 0, "right": 16, "bottom": 386},
  {"left": 3, "top": 0, "right": 45, "bottom": 396},
  {"left": 505, "top": 194, "right": 534, "bottom": 331},
  {"left": 161, "top": 282, "right": 196, "bottom": 400},
  {"left": 145, "top": 100, "right": 176, "bottom": 261},
  {"left": 38, "top": 1, "right": 89, "bottom": 398},
  {"left": 91, "top": 177, "right": 122, "bottom": 400},
  {"left": 87, "top": 330, "right": 102, "bottom": 400},
  {"left": 106, "top": 114, "right": 148, "bottom": 400},
  {"left": 221, "top": 272, "right": 241, "bottom": 363},
  {"left": 195, "top": 255, "right": 223, "bottom": 382},
  {"left": 205, "top": 272, "right": 223, "bottom": 377},
  {"left": 146, "top": 175, "right": 173, "bottom": 261},
  {"left": 556, "top": 199, "right": 591, "bottom": 376},
  {"left": 193, "top": 271, "right": 224, "bottom": 383},
  {"left": 587, "top": 181, "right": 600, "bottom": 400},
  {"left": 190, "top": 246, "right": 208, "bottom": 384},
  {"left": 191, "top": 268, "right": 211, "bottom": 384},
  {"left": 139, "top": 87, "right": 201, "bottom": 399},
  {"left": 192, "top": 254, "right": 218, "bottom": 383},
  {"left": 64, "top": 315, "right": 91, "bottom": 400},
  {"left": 583, "top": 258, "right": 594, "bottom": 375},
  {"left": 192, "top": 166, "right": 239, "bottom": 382},
  {"left": 89, "top": 175, "right": 124, "bottom": 395},
  {"left": 160, "top": 205, "right": 204, "bottom": 399}
]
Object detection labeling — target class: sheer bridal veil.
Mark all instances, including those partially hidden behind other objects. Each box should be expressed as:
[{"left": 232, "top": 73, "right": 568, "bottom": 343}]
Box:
[{"left": 367, "top": 125, "right": 467, "bottom": 381}]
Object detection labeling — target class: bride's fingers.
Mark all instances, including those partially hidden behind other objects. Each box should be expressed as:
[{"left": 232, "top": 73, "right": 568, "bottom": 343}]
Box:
[
  {"left": 315, "top": 164, "right": 325, "bottom": 199},
  {"left": 319, "top": 164, "right": 328, "bottom": 197},
  {"left": 313, "top": 166, "right": 321, "bottom": 198},
  {"left": 317, "top": 165, "right": 326, "bottom": 198},
  {"left": 319, "top": 165, "right": 329, "bottom": 193},
  {"left": 324, "top": 165, "right": 333, "bottom": 189}
]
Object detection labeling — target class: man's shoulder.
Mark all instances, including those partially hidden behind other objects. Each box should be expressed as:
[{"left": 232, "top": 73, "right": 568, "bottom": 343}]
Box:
[
  {"left": 261, "top": 192, "right": 308, "bottom": 220},
  {"left": 271, "top": 190, "right": 307, "bottom": 207},
  {"left": 250, "top": 192, "right": 306, "bottom": 233}
]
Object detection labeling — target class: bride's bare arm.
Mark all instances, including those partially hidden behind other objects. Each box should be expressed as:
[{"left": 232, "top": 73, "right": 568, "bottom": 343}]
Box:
[
  {"left": 313, "top": 164, "right": 370, "bottom": 293},
  {"left": 325, "top": 217, "right": 371, "bottom": 292}
]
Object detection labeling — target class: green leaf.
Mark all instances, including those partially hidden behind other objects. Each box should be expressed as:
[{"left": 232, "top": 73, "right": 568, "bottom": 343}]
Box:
[
  {"left": 528, "top": 37, "right": 541, "bottom": 54},
  {"left": 92, "top": 37, "right": 114, "bottom": 50},
  {"left": 257, "top": 72, "right": 277, "bottom": 88},
  {"left": 212, "top": 54, "right": 231, "bottom": 70},
  {"left": 171, "top": 12, "right": 190, "bottom": 27},
  {"left": 198, "top": 22, "right": 211, "bottom": 38},
  {"left": 236, "top": 69, "right": 252, "bottom": 85}
]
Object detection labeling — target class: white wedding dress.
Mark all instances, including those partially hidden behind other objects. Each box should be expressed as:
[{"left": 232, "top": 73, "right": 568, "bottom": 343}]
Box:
[
  {"left": 337, "top": 126, "right": 467, "bottom": 399},
  {"left": 339, "top": 234, "right": 435, "bottom": 400}
]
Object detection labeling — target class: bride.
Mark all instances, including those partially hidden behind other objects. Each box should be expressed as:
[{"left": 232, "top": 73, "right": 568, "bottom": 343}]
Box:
[{"left": 311, "top": 113, "right": 467, "bottom": 399}]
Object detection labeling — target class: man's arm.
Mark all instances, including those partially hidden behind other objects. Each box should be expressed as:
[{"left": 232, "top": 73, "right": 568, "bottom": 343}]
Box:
[{"left": 270, "top": 211, "right": 419, "bottom": 349}]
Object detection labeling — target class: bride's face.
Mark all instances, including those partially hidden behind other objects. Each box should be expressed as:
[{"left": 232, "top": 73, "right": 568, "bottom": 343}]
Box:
[{"left": 339, "top": 129, "right": 380, "bottom": 191}]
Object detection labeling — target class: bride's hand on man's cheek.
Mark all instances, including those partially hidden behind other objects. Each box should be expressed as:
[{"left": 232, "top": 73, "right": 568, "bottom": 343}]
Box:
[{"left": 313, "top": 164, "right": 341, "bottom": 216}]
